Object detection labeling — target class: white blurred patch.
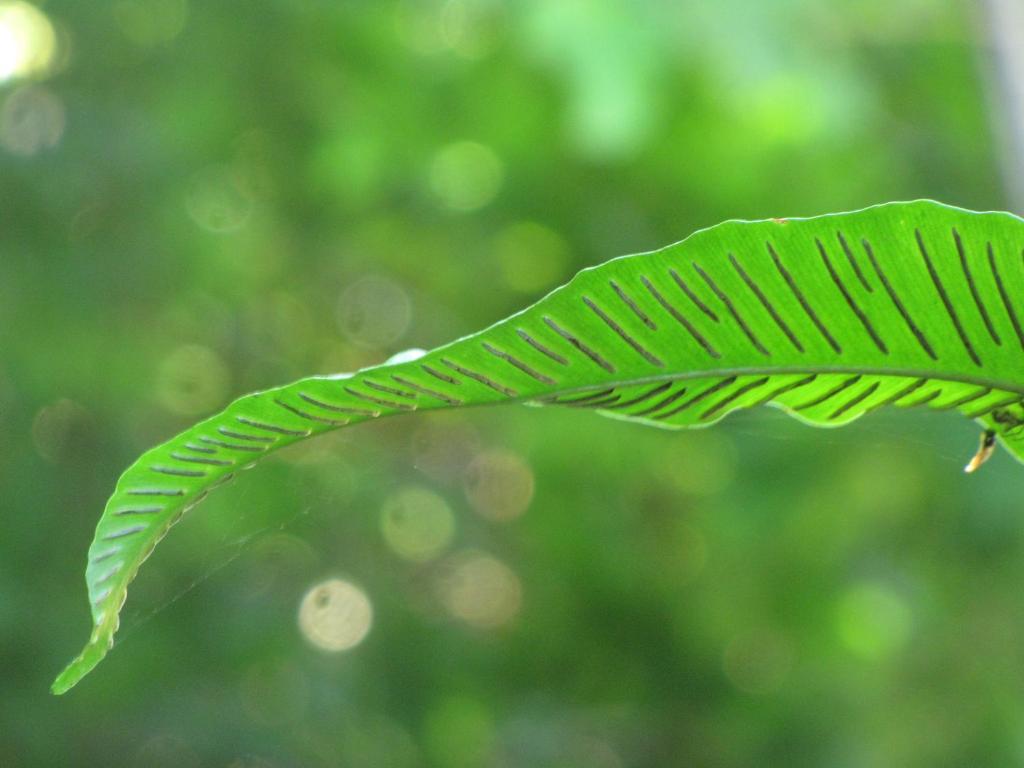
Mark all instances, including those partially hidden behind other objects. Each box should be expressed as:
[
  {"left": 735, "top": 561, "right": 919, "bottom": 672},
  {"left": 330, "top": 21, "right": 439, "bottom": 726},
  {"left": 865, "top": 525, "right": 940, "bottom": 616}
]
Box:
[
  {"left": 0, "top": 2, "right": 57, "bottom": 83},
  {"left": 298, "top": 578, "right": 373, "bottom": 652},
  {"left": 386, "top": 347, "right": 427, "bottom": 365}
]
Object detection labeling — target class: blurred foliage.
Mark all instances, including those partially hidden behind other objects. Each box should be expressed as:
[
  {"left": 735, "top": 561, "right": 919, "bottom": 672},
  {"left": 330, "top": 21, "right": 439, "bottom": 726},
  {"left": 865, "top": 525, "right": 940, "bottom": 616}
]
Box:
[{"left": 0, "top": 0, "right": 1020, "bottom": 766}]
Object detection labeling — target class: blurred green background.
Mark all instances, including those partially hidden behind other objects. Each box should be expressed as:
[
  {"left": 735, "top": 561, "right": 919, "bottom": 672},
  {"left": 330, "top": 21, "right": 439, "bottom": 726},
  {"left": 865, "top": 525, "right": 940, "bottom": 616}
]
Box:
[{"left": 4, "top": 0, "right": 1024, "bottom": 765}]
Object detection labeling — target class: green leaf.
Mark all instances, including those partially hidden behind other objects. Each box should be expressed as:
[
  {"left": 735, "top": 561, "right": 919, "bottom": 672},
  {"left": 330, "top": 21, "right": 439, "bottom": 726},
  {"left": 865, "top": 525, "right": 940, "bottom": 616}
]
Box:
[{"left": 52, "top": 200, "right": 1024, "bottom": 693}]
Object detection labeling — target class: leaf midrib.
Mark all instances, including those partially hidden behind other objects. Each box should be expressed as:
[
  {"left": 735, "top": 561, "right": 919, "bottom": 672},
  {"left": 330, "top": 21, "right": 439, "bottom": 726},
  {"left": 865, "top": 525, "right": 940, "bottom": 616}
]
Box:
[{"left": 491, "top": 364, "right": 1024, "bottom": 403}]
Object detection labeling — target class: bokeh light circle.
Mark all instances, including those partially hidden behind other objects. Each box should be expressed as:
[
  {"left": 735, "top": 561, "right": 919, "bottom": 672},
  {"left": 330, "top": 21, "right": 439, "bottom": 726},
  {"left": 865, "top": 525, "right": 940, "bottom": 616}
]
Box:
[
  {"left": 835, "top": 582, "right": 911, "bottom": 660},
  {"left": 337, "top": 276, "right": 412, "bottom": 349},
  {"left": 113, "top": 0, "right": 189, "bottom": 47},
  {"left": 429, "top": 141, "right": 503, "bottom": 211},
  {"left": 722, "top": 628, "right": 795, "bottom": 695},
  {"left": 463, "top": 449, "right": 534, "bottom": 522},
  {"left": 155, "top": 344, "right": 230, "bottom": 416},
  {"left": 435, "top": 550, "right": 522, "bottom": 629},
  {"left": 0, "top": 2, "right": 57, "bottom": 83},
  {"left": 0, "top": 85, "right": 64, "bottom": 156},
  {"left": 493, "top": 221, "right": 570, "bottom": 293},
  {"left": 381, "top": 486, "right": 456, "bottom": 562},
  {"left": 184, "top": 164, "right": 253, "bottom": 233},
  {"left": 298, "top": 578, "right": 373, "bottom": 652}
]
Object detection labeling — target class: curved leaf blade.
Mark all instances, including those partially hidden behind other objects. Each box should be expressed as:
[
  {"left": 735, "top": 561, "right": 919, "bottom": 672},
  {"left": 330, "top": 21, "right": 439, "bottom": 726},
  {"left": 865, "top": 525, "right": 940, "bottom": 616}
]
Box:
[{"left": 53, "top": 200, "right": 1024, "bottom": 693}]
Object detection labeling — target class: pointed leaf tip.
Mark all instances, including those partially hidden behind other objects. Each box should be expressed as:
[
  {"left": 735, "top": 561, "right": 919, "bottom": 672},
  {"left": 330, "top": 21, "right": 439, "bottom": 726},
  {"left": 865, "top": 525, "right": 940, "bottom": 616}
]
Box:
[{"left": 51, "top": 636, "right": 111, "bottom": 695}]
